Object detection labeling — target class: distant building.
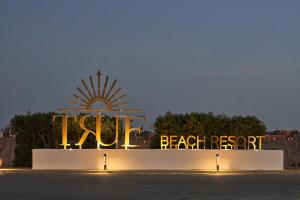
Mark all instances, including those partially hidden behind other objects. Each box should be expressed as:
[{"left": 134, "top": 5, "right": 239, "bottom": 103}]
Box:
[
  {"left": 264, "top": 130, "right": 300, "bottom": 168},
  {"left": 131, "top": 130, "right": 154, "bottom": 149}
]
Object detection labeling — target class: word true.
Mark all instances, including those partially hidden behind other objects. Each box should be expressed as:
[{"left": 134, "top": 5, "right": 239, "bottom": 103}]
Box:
[
  {"left": 53, "top": 114, "right": 144, "bottom": 149},
  {"left": 160, "top": 135, "right": 265, "bottom": 150}
]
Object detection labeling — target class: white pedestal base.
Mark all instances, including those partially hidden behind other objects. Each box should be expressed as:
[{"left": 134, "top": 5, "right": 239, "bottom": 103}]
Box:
[{"left": 32, "top": 149, "right": 284, "bottom": 171}]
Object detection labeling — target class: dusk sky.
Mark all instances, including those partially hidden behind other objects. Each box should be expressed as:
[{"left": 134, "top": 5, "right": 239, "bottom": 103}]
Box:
[{"left": 1, "top": 0, "right": 300, "bottom": 131}]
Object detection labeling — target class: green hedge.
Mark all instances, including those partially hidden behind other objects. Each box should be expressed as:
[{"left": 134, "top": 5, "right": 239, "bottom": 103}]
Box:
[
  {"left": 149, "top": 111, "right": 266, "bottom": 148},
  {"left": 11, "top": 112, "right": 122, "bottom": 167}
]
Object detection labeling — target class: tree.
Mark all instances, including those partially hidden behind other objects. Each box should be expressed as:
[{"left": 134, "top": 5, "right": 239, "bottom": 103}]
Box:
[
  {"left": 11, "top": 112, "right": 124, "bottom": 167},
  {"left": 150, "top": 111, "right": 266, "bottom": 149}
]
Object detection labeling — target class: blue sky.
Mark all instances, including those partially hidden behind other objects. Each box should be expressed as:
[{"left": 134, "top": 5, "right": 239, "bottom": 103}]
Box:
[{"left": 0, "top": 0, "right": 300, "bottom": 130}]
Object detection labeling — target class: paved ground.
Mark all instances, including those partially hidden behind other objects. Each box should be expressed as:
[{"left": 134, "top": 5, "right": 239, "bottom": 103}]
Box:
[{"left": 0, "top": 170, "right": 299, "bottom": 200}]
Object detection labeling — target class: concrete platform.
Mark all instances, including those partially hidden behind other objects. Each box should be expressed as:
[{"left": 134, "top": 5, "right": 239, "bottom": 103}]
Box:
[{"left": 32, "top": 149, "right": 284, "bottom": 170}]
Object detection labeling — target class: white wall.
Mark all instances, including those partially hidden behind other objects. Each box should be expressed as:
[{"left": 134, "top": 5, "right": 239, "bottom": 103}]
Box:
[{"left": 32, "top": 149, "right": 283, "bottom": 170}]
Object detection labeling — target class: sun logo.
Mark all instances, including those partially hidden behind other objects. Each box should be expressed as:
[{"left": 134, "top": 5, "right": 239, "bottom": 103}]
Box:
[
  {"left": 59, "top": 70, "right": 140, "bottom": 113},
  {"left": 55, "top": 69, "right": 145, "bottom": 149}
]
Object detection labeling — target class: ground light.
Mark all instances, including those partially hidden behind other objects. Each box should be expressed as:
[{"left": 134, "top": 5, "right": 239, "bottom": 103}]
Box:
[
  {"left": 216, "top": 154, "right": 220, "bottom": 171},
  {"left": 103, "top": 154, "right": 107, "bottom": 170}
]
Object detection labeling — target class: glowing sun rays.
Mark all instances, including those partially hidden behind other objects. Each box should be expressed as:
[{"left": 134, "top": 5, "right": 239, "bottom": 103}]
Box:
[{"left": 69, "top": 70, "right": 128, "bottom": 111}]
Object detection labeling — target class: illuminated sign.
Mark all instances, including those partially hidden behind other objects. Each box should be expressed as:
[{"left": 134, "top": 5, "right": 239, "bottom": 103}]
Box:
[
  {"left": 53, "top": 70, "right": 265, "bottom": 151},
  {"left": 53, "top": 70, "right": 145, "bottom": 149},
  {"left": 160, "top": 135, "right": 265, "bottom": 150}
]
